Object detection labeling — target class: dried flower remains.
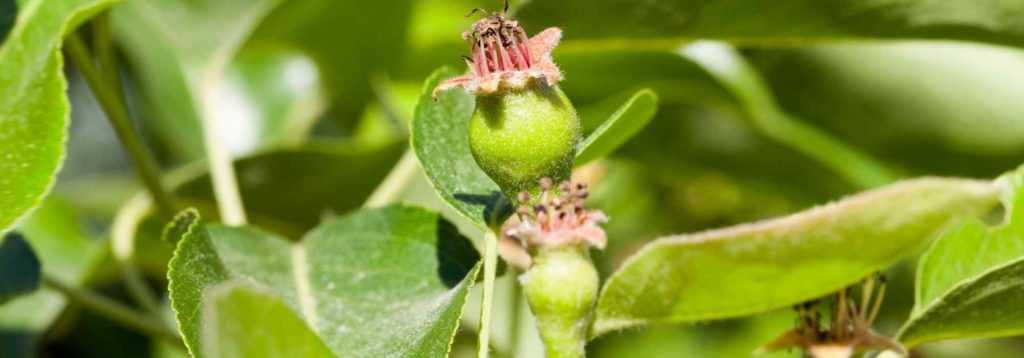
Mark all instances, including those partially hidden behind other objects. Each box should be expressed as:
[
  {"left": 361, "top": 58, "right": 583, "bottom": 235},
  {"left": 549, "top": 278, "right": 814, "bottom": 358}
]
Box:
[
  {"left": 502, "top": 177, "right": 608, "bottom": 252},
  {"left": 760, "top": 274, "right": 906, "bottom": 358},
  {"left": 434, "top": 4, "right": 563, "bottom": 96}
]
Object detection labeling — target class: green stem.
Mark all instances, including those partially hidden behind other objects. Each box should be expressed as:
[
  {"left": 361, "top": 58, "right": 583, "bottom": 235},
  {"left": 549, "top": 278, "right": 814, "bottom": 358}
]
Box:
[
  {"left": 43, "top": 274, "right": 180, "bottom": 343},
  {"left": 64, "top": 33, "right": 177, "bottom": 219},
  {"left": 92, "top": 12, "right": 124, "bottom": 101},
  {"left": 369, "top": 72, "right": 408, "bottom": 137},
  {"left": 112, "top": 194, "right": 166, "bottom": 316},
  {"left": 507, "top": 276, "right": 522, "bottom": 357},
  {"left": 364, "top": 149, "right": 419, "bottom": 207},
  {"left": 478, "top": 231, "right": 499, "bottom": 358},
  {"left": 197, "top": 83, "right": 248, "bottom": 225}
]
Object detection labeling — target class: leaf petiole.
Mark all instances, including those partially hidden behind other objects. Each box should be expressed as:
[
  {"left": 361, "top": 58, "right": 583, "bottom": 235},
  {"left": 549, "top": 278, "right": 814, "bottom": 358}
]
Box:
[
  {"left": 63, "top": 32, "right": 178, "bottom": 219},
  {"left": 43, "top": 273, "right": 181, "bottom": 343},
  {"left": 478, "top": 231, "right": 499, "bottom": 358}
]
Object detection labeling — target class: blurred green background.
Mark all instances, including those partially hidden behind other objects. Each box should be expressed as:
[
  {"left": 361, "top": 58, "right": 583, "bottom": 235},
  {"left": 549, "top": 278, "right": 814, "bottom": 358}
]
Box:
[{"left": 4, "top": 0, "right": 1024, "bottom": 356}]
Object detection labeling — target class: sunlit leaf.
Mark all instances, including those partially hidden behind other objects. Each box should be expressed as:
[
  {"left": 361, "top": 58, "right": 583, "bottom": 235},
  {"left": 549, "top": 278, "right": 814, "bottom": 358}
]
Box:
[
  {"left": 201, "top": 281, "right": 333, "bottom": 358},
  {"left": 168, "top": 206, "right": 481, "bottom": 356},
  {"left": 898, "top": 167, "right": 1024, "bottom": 347},
  {"left": 593, "top": 177, "right": 1000, "bottom": 337},
  {"left": 0, "top": 0, "right": 115, "bottom": 232},
  {"left": 412, "top": 67, "right": 508, "bottom": 230}
]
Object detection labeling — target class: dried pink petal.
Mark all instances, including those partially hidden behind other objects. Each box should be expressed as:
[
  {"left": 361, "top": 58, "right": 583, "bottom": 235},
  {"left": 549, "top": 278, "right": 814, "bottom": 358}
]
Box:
[
  {"left": 501, "top": 178, "right": 608, "bottom": 255},
  {"left": 433, "top": 11, "right": 564, "bottom": 97}
]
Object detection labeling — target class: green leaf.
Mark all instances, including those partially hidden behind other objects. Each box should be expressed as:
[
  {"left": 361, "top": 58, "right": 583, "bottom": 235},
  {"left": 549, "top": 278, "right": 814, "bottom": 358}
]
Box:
[
  {"left": 575, "top": 89, "right": 658, "bottom": 166},
  {"left": 112, "top": 0, "right": 319, "bottom": 161},
  {"left": 898, "top": 167, "right": 1024, "bottom": 347},
  {"left": 168, "top": 205, "right": 481, "bottom": 357},
  {"left": 0, "top": 233, "right": 39, "bottom": 303},
  {"left": 162, "top": 208, "right": 200, "bottom": 245},
  {"left": 593, "top": 177, "right": 1001, "bottom": 337},
  {"left": 0, "top": 197, "right": 105, "bottom": 357},
  {"left": 516, "top": 0, "right": 1024, "bottom": 48},
  {"left": 201, "top": 281, "right": 333, "bottom": 358},
  {"left": 0, "top": 0, "right": 115, "bottom": 232},
  {"left": 411, "top": 67, "right": 508, "bottom": 230}
]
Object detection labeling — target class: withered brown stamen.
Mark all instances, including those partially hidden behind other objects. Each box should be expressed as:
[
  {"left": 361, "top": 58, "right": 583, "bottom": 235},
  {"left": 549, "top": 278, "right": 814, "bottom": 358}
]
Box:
[
  {"left": 762, "top": 274, "right": 904, "bottom": 357},
  {"left": 501, "top": 177, "right": 608, "bottom": 252},
  {"left": 540, "top": 177, "right": 553, "bottom": 190},
  {"left": 517, "top": 191, "right": 531, "bottom": 203},
  {"left": 434, "top": 4, "right": 563, "bottom": 97}
]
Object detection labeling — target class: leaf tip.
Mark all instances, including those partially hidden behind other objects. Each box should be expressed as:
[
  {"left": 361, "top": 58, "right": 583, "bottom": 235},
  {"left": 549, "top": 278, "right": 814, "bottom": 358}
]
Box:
[{"left": 162, "top": 208, "right": 202, "bottom": 245}]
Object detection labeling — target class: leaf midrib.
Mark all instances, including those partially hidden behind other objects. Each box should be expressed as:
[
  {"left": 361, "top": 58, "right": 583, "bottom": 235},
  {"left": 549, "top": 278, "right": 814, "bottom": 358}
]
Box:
[{"left": 290, "top": 245, "right": 319, "bottom": 330}]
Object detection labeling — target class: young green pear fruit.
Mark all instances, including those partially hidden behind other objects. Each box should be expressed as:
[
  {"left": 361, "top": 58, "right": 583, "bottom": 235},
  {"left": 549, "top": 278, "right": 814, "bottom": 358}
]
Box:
[
  {"left": 432, "top": 10, "right": 576, "bottom": 201},
  {"left": 503, "top": 179, "right": 607, "bottom": 358},
  {"left": 470, "top": 84, "right": 579, "bottom": 198},
  {"left": 521, "top": 247, "right": 598, "bottom": 358}
]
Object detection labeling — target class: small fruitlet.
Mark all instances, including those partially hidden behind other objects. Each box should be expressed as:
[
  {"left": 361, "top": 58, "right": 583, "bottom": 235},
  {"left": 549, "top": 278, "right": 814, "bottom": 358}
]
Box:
[
  {"left": 503, "top": 179, "right": 608, "bottom": 357},
  {"left": 434, "top": 8, "right": 579, "bottom": 199},
  {"left": 470, "top": 84, "right": 579, "bottom": 198},
  {"left": 522, "top": 247, "right": 598, "bottom": 358}
]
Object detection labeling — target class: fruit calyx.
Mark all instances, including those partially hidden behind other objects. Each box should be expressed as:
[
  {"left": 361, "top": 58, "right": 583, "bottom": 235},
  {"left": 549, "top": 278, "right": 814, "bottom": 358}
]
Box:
[
  {"left": 434, "top": 8, "right": 562, "bottom": 97},
  {"left": 499, "top": 178, "right": 608, "bottom": 269}
]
